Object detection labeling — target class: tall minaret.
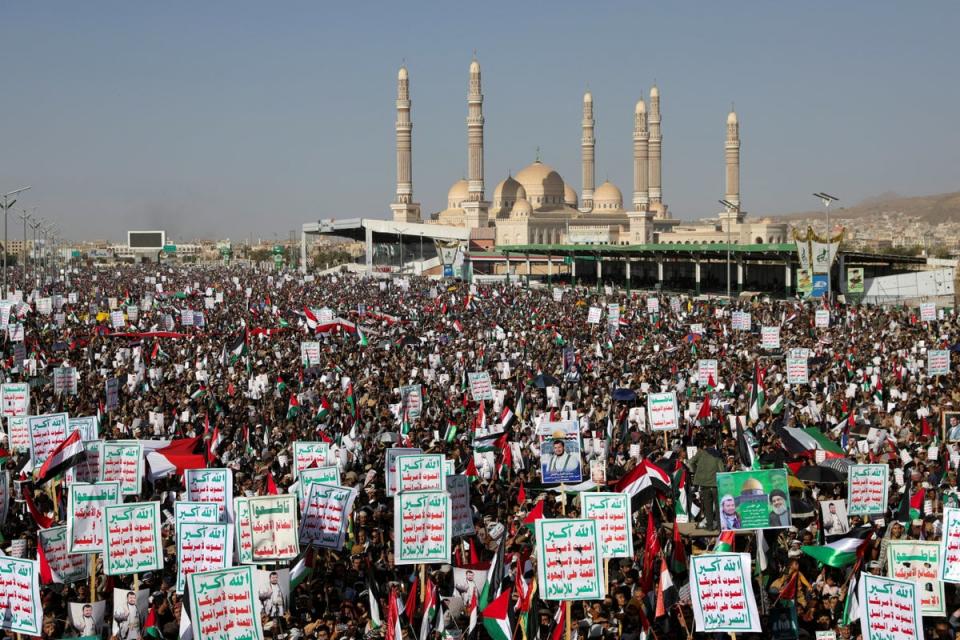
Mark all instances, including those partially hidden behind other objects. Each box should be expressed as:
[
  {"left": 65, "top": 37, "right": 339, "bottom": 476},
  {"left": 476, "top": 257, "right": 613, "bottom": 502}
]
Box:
[
  {"left": 632, "top": 96, "right": 649, "bottom": 211},
  {"left": 390, "top": 66, "right": 421, "bottom": 222},
  {"left": 580, "top": 91, "right": 595, "bottom": 213},
  {"left": 725, "top": 108, "right": 740, "bottom": 210},
  {"left": 462, "top": 58, "right": 489, "bottom": 228},
  {"left": 648, "top": 84, "right": 663, "bottom": 213}
]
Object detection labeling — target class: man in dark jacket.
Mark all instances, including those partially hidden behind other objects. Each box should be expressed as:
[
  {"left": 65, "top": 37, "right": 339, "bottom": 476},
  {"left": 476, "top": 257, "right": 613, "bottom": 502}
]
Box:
[{"left": 689, "top": 436, "right": 725, "bottom": 530}]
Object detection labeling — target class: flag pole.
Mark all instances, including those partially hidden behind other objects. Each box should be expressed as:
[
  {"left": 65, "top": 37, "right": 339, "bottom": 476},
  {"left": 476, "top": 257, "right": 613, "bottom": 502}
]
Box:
[
  {"left": 89, "top": 555, "right": 96, "bottom": 603},
  {"left": 565, "top": 601, "right": 571, "bottom": 640}
]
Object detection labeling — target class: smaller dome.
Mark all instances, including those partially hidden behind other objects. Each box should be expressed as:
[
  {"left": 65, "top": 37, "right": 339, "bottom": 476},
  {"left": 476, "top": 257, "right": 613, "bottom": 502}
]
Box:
[
  {"left": 470, "top": 59, "right": 480, "bottom": 73},
  {"left": 511, "top": 198, "right": 532, "bottom": 217},
  {"left": 564, "top": 184, "right": 578, "bottom": 207},
  {"left": 727, "top": 110, "right": 738, "bottom": 125},
  {"left": 650, "top": 85, "right": 659, "bottom": 98},
  {"left": 635, "top": 98, "right": 646, "bottom": 114},
  {"left": 583, "top": 91, "right": 593, "bottom": 103},
  {"left": 592, "top": 180, "right": 623, "bottom": 210},
  {"left": 398, "top": 66, "right": 408, "bottom": 80},
  {"left": 447, "top": 179, "right": 469, "bottom": 208}
]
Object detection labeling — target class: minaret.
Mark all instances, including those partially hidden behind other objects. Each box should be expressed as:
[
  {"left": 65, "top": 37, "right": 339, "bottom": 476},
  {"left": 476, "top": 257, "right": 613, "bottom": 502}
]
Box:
[
  {"left": 462, "top": 58, "right": 490, "bottom": 228},
  {"left": 390, "top": 66, "right": 421, "bottom": 223},
  {"left": 648, "top": 84, "right": 663, "bottom": 214},
  {"left": 632, "top": 96, "right": 649, "bottom": 211},
  {"left": 725, "top": 108, "right": 740, "bottom": 210},
  {"left": 580, "top": 91, "right": 595, "bottom": 213}
]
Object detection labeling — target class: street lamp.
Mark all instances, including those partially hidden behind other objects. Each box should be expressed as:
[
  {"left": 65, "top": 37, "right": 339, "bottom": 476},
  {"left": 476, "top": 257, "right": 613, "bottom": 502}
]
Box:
[
  {"left": 2, "top": 186, "right": 32, "bottom": 298},
  {"left": 18, "top": 209, "right": 33, "bottom": 291},
  {"left": 813, "top": 192, "right": 839, "bottom": 297},
  {"left": 719, "top": 199, "right": 737, "bottom": 298},
  {"left": 29, "top": 218, "right": 42, "bottom": 289}
]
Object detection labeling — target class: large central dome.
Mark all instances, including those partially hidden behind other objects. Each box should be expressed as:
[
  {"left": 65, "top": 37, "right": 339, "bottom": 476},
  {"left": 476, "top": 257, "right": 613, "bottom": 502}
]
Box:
[{"left": 514, "top": 160, "right": 566, "bottom": 209}]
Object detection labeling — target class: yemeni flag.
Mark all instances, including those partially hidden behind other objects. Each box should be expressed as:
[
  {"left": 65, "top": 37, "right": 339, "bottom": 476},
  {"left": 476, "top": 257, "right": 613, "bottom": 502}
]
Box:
[
  {"left": 35, "top": 430, "right": 85, "bottom": 486},
  {"left": 715, "top": 530, "right": 736, "bottom": 552},
  {"left": 498, "top": 407, "right": 516, "bottom": 431},
  {"left": 614, "top": 458, "right": 671, "bottom": 499},
  {"left": 549, "top": 602, "right": 565, "bottom": 640},
  {"left": 304, "top": 306, "right": 319, "bottom": 331},
  {"left": 654, "top": 558, "right": 677, "bottom": 618},
  {"left": 480, "top": 587, "right": 512, "bottom": 640},
  {"left": 316, "top": 397, "right": 331, "bottom": 422},
  {"left": 801, "top": 525, "right": 873, "bottom": 567},
  {"left": 287, "top": 394, "right": 300, "bottom": 419},
  {"left": 748, "top": 363, "right": 766, "bottom": 423},
  {"left": 207, "top": 426, "right": 223, "bottom": 463},
  {"left": 145, "top": 436, "right": 206, "bottom": 481}
]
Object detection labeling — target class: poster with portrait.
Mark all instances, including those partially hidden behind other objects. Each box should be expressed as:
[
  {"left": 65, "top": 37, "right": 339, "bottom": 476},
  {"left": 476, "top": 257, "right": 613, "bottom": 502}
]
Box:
[
  {"left": 820, "top": 500, "right": 850, "bottom": 537},
  {"left": 451, "top": 566, "right": 487, "bottom": 610},
  {"left": 110, "top": 588, "right": 149, "bottom": 640},
  {"left": 944, "top": 412, "right": 960, "bottom": 442},
  {"left": 254, "top": 568, "right": 291, "bottom": 621},
  {"left": 537, "top": 420, "right": 582, "bottom": 484},
  {"left": 68, "top": 600, "right": 106, "bottom": 639},
  {"left": 716, "top": 469, "right": 792, "bottom": 531}
]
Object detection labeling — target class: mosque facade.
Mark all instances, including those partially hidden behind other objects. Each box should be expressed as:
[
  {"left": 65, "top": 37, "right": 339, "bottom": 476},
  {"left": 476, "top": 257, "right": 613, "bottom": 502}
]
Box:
[{"left": 390, "top": 60, "right": 788, "bottom": 247}]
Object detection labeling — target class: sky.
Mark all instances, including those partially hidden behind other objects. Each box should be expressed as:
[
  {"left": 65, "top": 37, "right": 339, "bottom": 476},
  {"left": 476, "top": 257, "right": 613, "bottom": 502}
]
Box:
[{"left": 1, "top": 1, "right": 958, "bottom": 244}]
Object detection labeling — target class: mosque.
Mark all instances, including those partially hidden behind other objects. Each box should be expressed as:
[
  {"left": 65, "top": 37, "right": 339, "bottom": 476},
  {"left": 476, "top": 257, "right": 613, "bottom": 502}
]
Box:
[{"left": 389, "top": 60, "right": 787, "bottom": 247}]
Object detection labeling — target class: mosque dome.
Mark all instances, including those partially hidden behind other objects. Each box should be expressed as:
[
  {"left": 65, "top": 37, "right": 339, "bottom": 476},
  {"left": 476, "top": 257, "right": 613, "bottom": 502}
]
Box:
[
  {"left": 511, "top": 198, "right": 533, "bottom": 218},
  {"left": 563, "top": 184, "right": 578, "bottom": 208},
  {"left": 514, "top": 160, "right": 566, "bottom": 209},
  {"left": 592, "top": 180, "right": 623, "bottom": 211},
  {"left": 447, "top": 179, "right": 469, "bottom": 209},
  {"left": 493, "top": 176, "right": 527, "bottom": 210}
]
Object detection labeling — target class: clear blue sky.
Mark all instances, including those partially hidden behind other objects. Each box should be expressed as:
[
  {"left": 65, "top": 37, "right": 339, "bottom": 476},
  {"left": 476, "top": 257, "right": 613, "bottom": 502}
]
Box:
[{"left": 2, "top": 1, "right": 958, "bottom": 243}]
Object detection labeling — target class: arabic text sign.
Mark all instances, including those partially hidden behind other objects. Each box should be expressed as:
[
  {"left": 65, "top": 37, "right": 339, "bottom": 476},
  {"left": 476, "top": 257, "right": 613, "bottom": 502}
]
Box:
[
  {"left": 581, "top": 493, "right": 634, "bottom": 558},
  {"left": 920, "top": 302, "right": 937, "bottom": 322},
  {"left": 186, "top": 468, "right": 233, "bottom": 522},
  {"left": 587, "top": 306, "right": 602, "bottom": 324},
  {"left": 297, "top": 466, "right": 341, "bottom": 510},
  {"left": 299, "top": 483, "right": 357, "bottom": 550},
  {"left": 67, "top": 482, "right": 121, "bottom": 554},
  {"left": 394, "top": 491, "right": 451, "bottom": 565},
  {"left": 395, "top": 454, "right": 445, "bottom": 493},
  {"left": 647, "top": 391, "right": 679, "bottom": 431},
  {"left": 248, "top": 494, "right": 299, "bottom": 561},
  {"left": 292, "top": 442, "right": 330, "bottom": 479},
  {"left": 400, "top": 384, "right": 423, "bottom": 419},
  {"left": 535, "top": 518, "right": 604, "bottom": 601},
  {"left": 100, "top": 441, "right": 143, "bottom": 496},
  {"left": 847, "top": 464, "right": 888, "bottom": 515},
  {"left": 761, "top": 326, "right": 781, "bottom": 350},
  {"left": 103, "top": 502, "right": 163, "bottom": 575},
  {"left": 786, "top": 358, "right": 809, "bottom": 385},
  {"left": 731, "top": 311, "right": 751, "bottom": 331},
  {"left": 937, "top": 508, "right": 960, "bottom": 583},
  {"left": 689, "top": 553, "right": 762, "bottom": 632},
  {"left": 815, "top": 309, "right": 830, "bottom": 328},
  {"left": 177, "top": 523, "right": 230, "bottom": 593},
  {"left": 0, "top": 383, "right": 29, "bottom": 417},
  {"left": 928, "top": 350, "right": 950, "bottom": 376},
  {"left": 188, "top": 566, "right": 263, "bottom": 640},
  {"left": 175, "top": 502, "right": 220, "bottom": 533},
  {"left": 858, "top": 573, "right": 922, "bottom": 640},
  {"left": 446, "top": 474, "right": 475, "bottom": 538},
  {"left": 54, "top": 366, "right": 78, "bottom": 395},
  {"left": 234, "top": 498, "right": 253, "bottom": 564},
  {"left": 697, "top": 360, "right": 718, "bottom": 387},
  {"left": 385, "top": 447, "right": 422, "bottom": 497},
  {"left": 0, "top": 557, "right": 42, "bottom": 636},
  {"left": 6, "top": 416, "right": 30, "bottom": 452},
  {"left": 300, "top": 341, "right": 321, "bottom": 366},
  {"left": 38, "top": 526, "right": 88, "bottom": 584},
  {"left": 468, "top": 371, "right": 494, "bottom": 401},
  {"left": 886, "top": 541, "right": 944, "bottom": 616},
  {"left": 28, "top": 412, "right": 69, "bottom": 467}
]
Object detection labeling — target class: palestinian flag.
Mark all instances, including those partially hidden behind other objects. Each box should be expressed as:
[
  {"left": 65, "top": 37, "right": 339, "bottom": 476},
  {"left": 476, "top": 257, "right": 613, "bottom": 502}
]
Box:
[
  {"left": 523, "top": 499, "right": 545, "bottom": 528},
  {"left": 290, "top": 548, "right": 314, "bottom": 589},
  {"left": 316, "top": 397, "right": 331, "bottom": 422},
  {"left": 769, "top": 395, "right": 784, "bottom": 415},
  {"left": 358, "top": 326, "right": 369, "bottom": 347},
  {"left": 673, "top": 466, "right": 689, "bottom": 523},
  {"left": 614, "top": 458, "right": 670, "bottom": 499},
  {"left": 841, "top": 564, "right": 863, "bottom": 625},
  {"left": 801, "top": 525, "right": 873, "bottom": 567},
  {"left": 670, "top": 520, "right": 687, "bottom": 574},
  {"left": 207, "top": 426, "right": 223, "bottom": 463},
  {"left": 777, "top": 426, "right": 846, "bottom": 459},
  {"left": 480, "top": 587, "right": 512, "bottom": 640},
  {"left": 35, "top": 430, "right": 85, "bottom": 486},
  {"left": 736, "top": 427, "right": 758, "bottom": 470},
  {"left": 553, "top": 329, "right": 565, "bottom": 346},
  {"left": 473, "top": 429, "right": 505, "bottom": 453},
  {"left": 345, "top": 383, "right": 356, "bottom": 417},
  {"left": 287, "top": 394, "right": 300, "bottom": 419},
  {"left": 443, "top": 420, "right": 458, "bottom": 444},
  {"left": 748, "top": 363, "right": 766, "bottom": 422},
  {"left": 465, "top": 457, "right": 479, "bottom": 482},
  {"left": 400, "top": 407, "right": 411, "bottom": 436},
  {"left": 226, "top": 332, "right": 247, "bottom": 363},
  {"left": 190, "top": 386, "right": 207, "bottom": 401},
  {"left": 715, "top": 530, "right": 736, "bottom": 552},
  {"left": 420, "top": 579, "right": 438, "bottom": 640},
  {"left": 277, "top": 376, "right": 288, "bottom": 394}
]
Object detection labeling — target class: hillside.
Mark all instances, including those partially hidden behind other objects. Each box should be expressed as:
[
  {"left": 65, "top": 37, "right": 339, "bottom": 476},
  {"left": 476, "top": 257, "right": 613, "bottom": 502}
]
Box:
[{"left": 777, "top": 191, "right": 960, "bottom": 224}]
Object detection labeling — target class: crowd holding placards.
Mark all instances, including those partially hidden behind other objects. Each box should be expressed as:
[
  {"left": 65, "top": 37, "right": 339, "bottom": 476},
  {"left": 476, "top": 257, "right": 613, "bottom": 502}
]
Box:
[{"left": 2, "top": 263, "right": 960, "bottom": 640}]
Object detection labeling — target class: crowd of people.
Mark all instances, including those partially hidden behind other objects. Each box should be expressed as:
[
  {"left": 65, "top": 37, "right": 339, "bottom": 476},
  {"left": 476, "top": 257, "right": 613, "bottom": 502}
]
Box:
[{"left": 2, "top": 262, "right": 959, "bottom": 640}]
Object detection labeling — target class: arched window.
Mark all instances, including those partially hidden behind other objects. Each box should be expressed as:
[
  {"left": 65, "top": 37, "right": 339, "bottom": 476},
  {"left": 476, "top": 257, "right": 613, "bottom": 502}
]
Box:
[{"left": 755, "top": 237, "right": 763, "bottom": 244}]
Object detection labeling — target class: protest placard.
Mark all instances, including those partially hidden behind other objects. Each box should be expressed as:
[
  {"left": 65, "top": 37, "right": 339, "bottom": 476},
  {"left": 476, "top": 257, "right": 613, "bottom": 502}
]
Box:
[
  {"left": 101, "top": 441, "right": 143, "bottom": 496},
  {"left": 537, "top": 420, "right": 582, "bottom": 484},
  {"left": 188, "top": 566, "right": 263, "bottom": 640},
  {"left": 68, "top": 600, "right": 105, "bottom": 638},
  {"left": 103, "top": 502, "right": 163, "bottom": 575},
  {"left": 857, "top": 573, "right": 922, "bottom": 640},
  {"left": 400, "top": 384, "right": 423, "bottom": 418},
  {"left": 732, "top": 311, "right": 751, "bottom": 331},
  {"left": 396, "top": 454, "right": 445, "bottom": 493},
  {"left": 52, "top": 367, "right": 77, "bottom": 396},
  {"left": 581, "top": 492, "right": 634, "bottom": 558},
  {"left": 186, "top": 468, "right": 233, "bottom": 522},
  {"left": 847, "top": 464, "right": 888, "bottom": 515},
  {"left": 786, "top": 357, "right": 809, "bottom": 384},
  {"left": 886, "top": 540, "right": 944, "bottom": 616},
  {"left": 468, "top": 371, "right": 494, "bottom": 401},
  {"left": 174, "top": 502, "right": 220, "bottom": 533},
  {"left": 535, "top": 518, "right": 604, "bottom": 601},
  {"left": 587, "top": 306, "right": 602, "bottom": 324},
  {"left": 67, "top": 481, "right": 121, "bottom": 554},
  {"left": 761, "top": 326, "right": 781, "bottom": 350},
  {"left": 6, "top": 416, "right": 30, "bottom": 452},
  {"left": 815, "top": 309, "right": 830, "bottom": 328},
  {"left": 300, "top": 341, "right": 321, "bottom": 366},
  {"left": 928, "top": 350, "right": 950, "bottom": 376},
  {"left": 105, "top": 376, "right": 119, "bottom": 411},
  {"left": 394, "top": 491, "right": 451, "bottom": 565},
  {"left": 299, "top": 483, "right": 357, "bottom": 550},
  {"left": 234, "top": 497, "right": 254, "bottom": 564},
  {"left": 385, "top": 447, "right": 423, "bottom": 497},
  {"left": 248, "top": 494, "right": 299, "bottom": 561},
  {"left": 297, "top": 466, "right": 341, "bottom": 509},
  {"left": 647, "top": 391, "right": 679, "bottom": 431},
  {"left": 0, "top": 557, "right": 42, "bottom": 636},
  {"left": 689, "top": 553, "right": 762, "bottom": 632},
  {"left": 38, "top": 526, "right": 88, "bottom": 584},
  {"left": 647, "top": 298, "right": 660, "bottom": 314},
  {"left": 716, "top": 469, "right": 792, "bottom": 531},
  {"left": 920, "top": 302, "right": 937, "bottom": 322},
  {"left": 28, "top": 412, "right": 69, "bottom": 467},
  {"left": 1, "top": 382, "right": 29, "bottom": 417},
  {"left": 176, "top": 522, "right": 231, "bottom": 593},
  {"left": 292, "top": 441, "right": 330, "bottom": 479},
  {"left": 446, "top": 474, "right": 475, "bottom": 538},
  {"left": 690, "top": 323, "right": 704, "bottom": 335},
  {"left": 697, "top": 359, "right": 718, "bottom": 387},
  {"left": 67, "top": 440, "right": 102, "bottom": 484},
  {"left": 69, "top": 416, "right": 99, "bottom": 441}
]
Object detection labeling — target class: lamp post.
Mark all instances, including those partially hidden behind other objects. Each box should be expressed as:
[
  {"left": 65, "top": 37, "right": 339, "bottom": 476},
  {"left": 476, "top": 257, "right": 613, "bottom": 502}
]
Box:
[
  {"left": 1, "top": 186, "right": 32, "bottom": 298},
  {"left": 29, "top": 219, "right": 42, "bottom": 289},
  {"left": 719, "top": 199, "right": 737, "bottom": 298},
  {"left": 813, "top": 192, "right": 839, "bottom": 297},
  {"left": 18, "top": 209, "right": 33, "bottom": 291}
]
